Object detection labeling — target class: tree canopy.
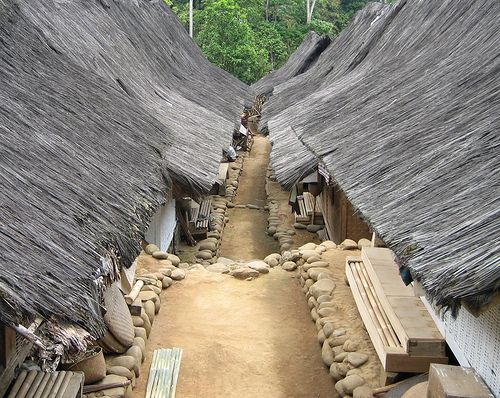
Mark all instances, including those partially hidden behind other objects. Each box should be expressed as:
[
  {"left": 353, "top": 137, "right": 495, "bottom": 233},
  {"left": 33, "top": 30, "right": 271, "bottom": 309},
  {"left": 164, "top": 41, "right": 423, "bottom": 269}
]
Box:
[{"left": 166, "top": 0, "right": 372, "bottom": 83}]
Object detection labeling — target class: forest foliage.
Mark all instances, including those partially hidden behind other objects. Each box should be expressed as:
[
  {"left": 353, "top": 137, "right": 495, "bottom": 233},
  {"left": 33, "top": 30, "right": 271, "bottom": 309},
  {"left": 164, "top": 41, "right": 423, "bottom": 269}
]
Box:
[{"left": 165, "top": 0, "right": 372, "bottom": 83}]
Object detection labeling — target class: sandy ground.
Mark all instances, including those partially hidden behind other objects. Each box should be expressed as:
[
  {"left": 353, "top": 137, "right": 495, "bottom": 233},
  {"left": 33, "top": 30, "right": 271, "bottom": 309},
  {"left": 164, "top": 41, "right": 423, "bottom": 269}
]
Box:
[{"left": 134, "top": 136, "right": 381, "bottom": 397}]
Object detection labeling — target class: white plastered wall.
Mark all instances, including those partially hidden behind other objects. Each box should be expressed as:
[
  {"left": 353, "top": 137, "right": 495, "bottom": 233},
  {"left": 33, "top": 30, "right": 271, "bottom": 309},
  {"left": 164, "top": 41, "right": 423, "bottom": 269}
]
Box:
[{"left": 145, "top": 195, "right": 177, "bottom": 251}]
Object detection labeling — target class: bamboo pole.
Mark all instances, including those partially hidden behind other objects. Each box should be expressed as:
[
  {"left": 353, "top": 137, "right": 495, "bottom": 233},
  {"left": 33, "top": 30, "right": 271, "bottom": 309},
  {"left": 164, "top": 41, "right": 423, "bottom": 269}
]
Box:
[
  {"left": 170, "top": 348, "right": 183, "bottom": 398},
  {"left": 350, "top": 263, "right": 390, "bottom": 347},
  {"left": 355, "top": 262, "right": 398, "bottom": 347},
  {"left": 125, "top": 280, "right": 144, "bottom": 304},
  {"left": 145, "top": 349, "right": 158, "bottom": 398}
]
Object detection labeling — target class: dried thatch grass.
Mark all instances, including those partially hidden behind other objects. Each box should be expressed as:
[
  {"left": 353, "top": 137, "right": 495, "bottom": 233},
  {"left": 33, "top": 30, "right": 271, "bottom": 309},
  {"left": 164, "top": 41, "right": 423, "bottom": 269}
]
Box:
[
  {"left": 0, "top": 0, "right": 250, "bottom": 338},
  {"left": 251, "top": 31, "right": 330, "bottom": 98},
  {"left": 265, "top": 0, "right": 500, "bottom": 312}
]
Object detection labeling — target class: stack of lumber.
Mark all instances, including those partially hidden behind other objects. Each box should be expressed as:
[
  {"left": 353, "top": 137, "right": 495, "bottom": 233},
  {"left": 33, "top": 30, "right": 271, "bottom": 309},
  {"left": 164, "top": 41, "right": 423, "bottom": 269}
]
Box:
[
  {"left": 346, "top": 247, "right": 447, "bottom": 373},
  {"left": 195, "top": 198, "right": 212, "bottom": 229},
  {"left": 296, "top": 192, "right": 324, "bottom": 224}
]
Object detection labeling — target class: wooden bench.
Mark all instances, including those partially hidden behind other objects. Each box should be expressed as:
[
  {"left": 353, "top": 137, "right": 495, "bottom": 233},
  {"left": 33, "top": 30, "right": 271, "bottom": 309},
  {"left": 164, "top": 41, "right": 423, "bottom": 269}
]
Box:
[{"left": 346, "top": 247, "right": 447, "bottom": 373}]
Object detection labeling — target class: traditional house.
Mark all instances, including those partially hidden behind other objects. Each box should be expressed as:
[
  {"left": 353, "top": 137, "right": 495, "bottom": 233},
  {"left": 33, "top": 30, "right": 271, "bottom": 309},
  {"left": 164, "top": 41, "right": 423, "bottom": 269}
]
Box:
[
  {"left": 0, "top": 0, "right": 250, "bottom": 394},
  {"left": 263, "top": 0, "right": 499, "bottom": 394}
]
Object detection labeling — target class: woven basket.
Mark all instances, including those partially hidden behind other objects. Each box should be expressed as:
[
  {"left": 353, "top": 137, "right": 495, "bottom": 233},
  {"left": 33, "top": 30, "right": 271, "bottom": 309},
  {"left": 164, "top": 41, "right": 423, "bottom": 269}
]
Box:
[{"left": 67, "top": 347, "right": 106, "bottom": 385}]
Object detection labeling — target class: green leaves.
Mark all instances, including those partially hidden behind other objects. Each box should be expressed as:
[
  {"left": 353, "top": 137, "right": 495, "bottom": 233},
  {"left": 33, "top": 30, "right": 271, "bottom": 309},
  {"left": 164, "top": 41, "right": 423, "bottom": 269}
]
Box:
[{"left": 166, "top": 0, "right": 370, "bottom": 83}]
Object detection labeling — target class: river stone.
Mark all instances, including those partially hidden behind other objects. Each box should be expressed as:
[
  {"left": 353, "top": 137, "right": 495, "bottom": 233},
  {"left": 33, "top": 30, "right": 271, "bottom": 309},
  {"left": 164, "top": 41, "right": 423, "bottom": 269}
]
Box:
[
  {"left": 346, "top": 369, "right": 362, "bottom": 377},
  {"left": 306, "top": 256, "right": 322, "bottom": 264},
  {"left": 303, "top": 261, "right": 330, "bottom": 271},
  {"left": 207, "top": 231, "right": 221, "bottom": 238},
  {"left": 283, "top": 261, "right": 298, "bottom": 272},
  {"left": 167, "top": 254, "right": 181, "bottom": 266},
  {"left": 107, "top": 366, "right": 133, "bottom": 380},
  {"left": 140, "top": 311, "right": 152, "bottom": 338},
  {"left": 318, "top": 329, "right": 326, "bottom": 344},
  {"left": 134, "top": 327, "right": 147, "bottom": 341},
  {"left": 132, "top": 316, "right": 143, "bottom": 327},
  {"left": 125, "top": 345, "right": 143, "bottom": 365},
  {"left": 154, "top": 297, "right": 160, "bottom": 314},
  {"left": 321, "top": 240, "right": 337, "bottom": 249},
  {"left": 110, "top": 356, "right": 139, "bottom": 377},
  {"left": 308, "top": 268, "right": 331, "bottom": 281},
  {"left": 317, "top": 295, "right": 332, "bottom": 304},
  {"left": 151, "top": 251, "right": 169, "bottom": 260},
  {"left": 342, "top": 375, "right": 365, "bottom": 395},
  {"left": 343, "top": 340, "right": 359, "bottom": 352},
  {"left": 199, "top": 241, "right": 217, "bottom": 252},
  {"left": 247, "top": 204, "right": 260, "bottom": 209},
  {"left": 142, "top": 285, "right": 161, "bottom": 295},
  {"left": 246, "top": 260, "right": 270, "bottom": 274},
  {"left": 230, "top": 267, "right": 260, "bottom": 279},
  {"left": 353, "top": 385, "right": 374, "bottom": 398},
  {"left": 206, "top": 263, "right": 229, "bottom": 273},
  {"left": 346, "top": 352, "right": 369, "bottom": 368},
  {"left": 296, "top": 258, "right": 305, "bottom": 266},
  {"left": 318, "top": 307, "right": 336, "bottom": 318},
  {"left": 318, "top": 301, "right": 336, "bottom": 311},
  {"left": 315, "top": 318, "right": 323, "bottom": 331},
  {"left": 330, "top": 362, "right": 350, "bottom": 381},
  {"left": 328, "top": 335, "right": 349, "bottom": 347},
  {"left": 171, "top": 269, "right": 186, "bottom": 280},
  {"left": 315, "top": 245, "right": 327, "bottom": 254},
  {"left": 305, "top": 279, "right": 314, "bottom": 289},
  {"left": 299, "top": 250, "right": 318, "bottom": 260},
  {"left": 196, "top": 250, "right": 213, "bottom": 260},
  {"left": 310, "top": 279, "right": 336, "bottom": 299},
  {"left": 91, "top": 374, "right": 133, "bottom": 398},
  {"left": 335, "top": 352, "right": 348, "bottom": 362},
  {"left": 299, "top": 243, "right": 317, "bottom": 251},
  {"left": 311, "top": 308, "right": 319, "bottom": 321},
  {"left": 299, "top": 276, "right": 305, "bottom": 287},
  {"left": 138, "top": 291, "right": 157, "bottom": 303},
  {"left": 323, "top": 322, "right": 335, "bottom": 338},
  {"left": 162, "top": 277, "right": 173, "bottom": 289},
  {"left": 143, "top": 301, "right": 155, "bottom": 324},
  {"left": 357, "top": 238, "right": 372, "bottom": 249},
  {"left": 151, "top": 272, "right": 164, "bottom": 281},
  {"left": 265, "top": 253, "right": 281, "bottom": 262},
  {"left": 133, "top": 337, "right": 146, "bottom": 358},
  {"left": 294, "top": 223, "right": 307, "bottom": 229},
  {"left": 281, "top": 243, "right": 292, "bottom": 251},
  {"left": 267, "top": 226, "right": 277, "bottom": 235},
  {"left": 341, "top": 239, "right": 358, "bottom": 250},
  {"left": 317, "top": 272, "right": 332, "bottom": 281},
  {"left": 321, "top": 340, "right": 335, "bottom": 367},
  {"left": 308, "top": 296, "right": 318, "bottom": 309},
  {"left": 307, "top": 224, "right": 323, "bottom": 233},
  {"left": 144, "top": 244, "right": 159, "bottom": 255},
  {"left": 158, "top": 267, "right": 173, "bottom": 276}
]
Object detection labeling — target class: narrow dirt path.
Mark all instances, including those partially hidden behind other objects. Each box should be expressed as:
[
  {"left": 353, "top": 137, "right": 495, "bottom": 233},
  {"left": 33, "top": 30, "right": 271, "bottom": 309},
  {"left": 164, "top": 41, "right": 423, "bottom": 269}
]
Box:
[
  {"left": 219, "top": 136, "right": 278, "bottom": 260},
  {"left": 135, "top": 136, "right": 337, "bottom": 397}
]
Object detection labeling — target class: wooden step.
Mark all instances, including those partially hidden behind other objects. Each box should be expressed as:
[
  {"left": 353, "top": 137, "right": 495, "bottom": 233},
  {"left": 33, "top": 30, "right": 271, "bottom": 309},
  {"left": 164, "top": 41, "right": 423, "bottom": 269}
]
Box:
[
  {"left": 361, "top": 247, "right": 445, "bottom": 357},
  {"left": 346, "top": 252, "right": 448, "bottom": 373}
]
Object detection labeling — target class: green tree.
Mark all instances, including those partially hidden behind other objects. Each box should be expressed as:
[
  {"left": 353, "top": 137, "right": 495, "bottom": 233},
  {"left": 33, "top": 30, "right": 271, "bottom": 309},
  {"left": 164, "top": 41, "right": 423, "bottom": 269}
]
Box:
[{"left": 195, "top": 0, "right": 270, "bottom": 83}]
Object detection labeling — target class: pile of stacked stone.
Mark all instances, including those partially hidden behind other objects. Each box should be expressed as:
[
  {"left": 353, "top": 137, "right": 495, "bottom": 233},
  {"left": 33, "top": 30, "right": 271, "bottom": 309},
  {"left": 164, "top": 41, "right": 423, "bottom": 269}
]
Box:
[
  {"left": 272, "top": 240, "right": 375, "bottom": 398},
  {"left": 83, "top": 245, "right": 186, "bottom": 398},
  {"left": 266, "top": 200, "right": 296, "bottom": 253},
  {"left": 194, "top": 195, "right": 230, "bottom": 265},
  {"left": 224, "top": 155, "right": 245, "bottom": 202}
]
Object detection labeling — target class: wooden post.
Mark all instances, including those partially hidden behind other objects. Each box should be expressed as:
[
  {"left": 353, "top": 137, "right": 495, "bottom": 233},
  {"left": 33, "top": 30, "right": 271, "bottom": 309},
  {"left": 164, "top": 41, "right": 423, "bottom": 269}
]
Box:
[{"left": 189, "top": 0, "right": 193, "bottom": 38}]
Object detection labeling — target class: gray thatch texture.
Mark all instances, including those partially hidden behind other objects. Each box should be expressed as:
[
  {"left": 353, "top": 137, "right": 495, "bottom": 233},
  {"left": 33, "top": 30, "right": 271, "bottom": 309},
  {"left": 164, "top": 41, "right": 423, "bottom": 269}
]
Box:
[
  {"left": 266, "top": 0, "right": 500, "bottom": 311},
  {"left": 261, "top": 2, "right": 391, "bottom": 131},
  {"left": 251, "top": 31, "right": 331, "bottom": 97},
  {"left": 0, "top": 0, "right": 250, "bottom": 339},
  {"left": 18, "top": 0, "right": 253, "bottom": 194}
]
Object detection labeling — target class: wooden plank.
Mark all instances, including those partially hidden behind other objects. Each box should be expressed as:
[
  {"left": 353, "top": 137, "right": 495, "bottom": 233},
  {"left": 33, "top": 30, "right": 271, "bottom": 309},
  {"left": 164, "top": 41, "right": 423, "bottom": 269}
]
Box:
[
  {"left": 428, "top": 364, "right": 494, "bottom": 398},
  {"left": 361, "top": 248, "right": 413, "bottom": 348},
  {"left": 385, "top": 347, "right": 448, "bottom": 373},
  {"left": 346, "top": 261, "right": 390, "bottom": 366},
  {"left": 388, "top": 297, "right": 445, "bottom": 356}
]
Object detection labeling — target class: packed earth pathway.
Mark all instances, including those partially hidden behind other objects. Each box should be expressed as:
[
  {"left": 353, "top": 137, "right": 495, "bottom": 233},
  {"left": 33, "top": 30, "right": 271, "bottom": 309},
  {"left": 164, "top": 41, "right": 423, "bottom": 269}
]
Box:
[{"left": 134, "top": 136, "right": 337, "bottom": 397}]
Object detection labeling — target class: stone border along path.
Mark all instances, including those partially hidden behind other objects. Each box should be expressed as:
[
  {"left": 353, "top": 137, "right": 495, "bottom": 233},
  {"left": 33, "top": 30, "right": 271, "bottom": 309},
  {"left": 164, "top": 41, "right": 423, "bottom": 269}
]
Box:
[{"left": 113, "top": 135, "right": 381, "bottom": 398}]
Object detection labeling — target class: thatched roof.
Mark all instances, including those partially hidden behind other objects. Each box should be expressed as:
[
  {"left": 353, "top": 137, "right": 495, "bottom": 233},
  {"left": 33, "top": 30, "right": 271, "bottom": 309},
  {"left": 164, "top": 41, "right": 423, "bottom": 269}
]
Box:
[
  {"left": 0, "top": 0, "right": 250, "bottom": 340},
  {"left": 19, "top": 0, "right": 252, "bottom": 194},
  {"left": 265, "top": 0, "right": 500, "bottom": 312},
  {"left": 251, "top": 31, "right": 331, "bottom": 98}
]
